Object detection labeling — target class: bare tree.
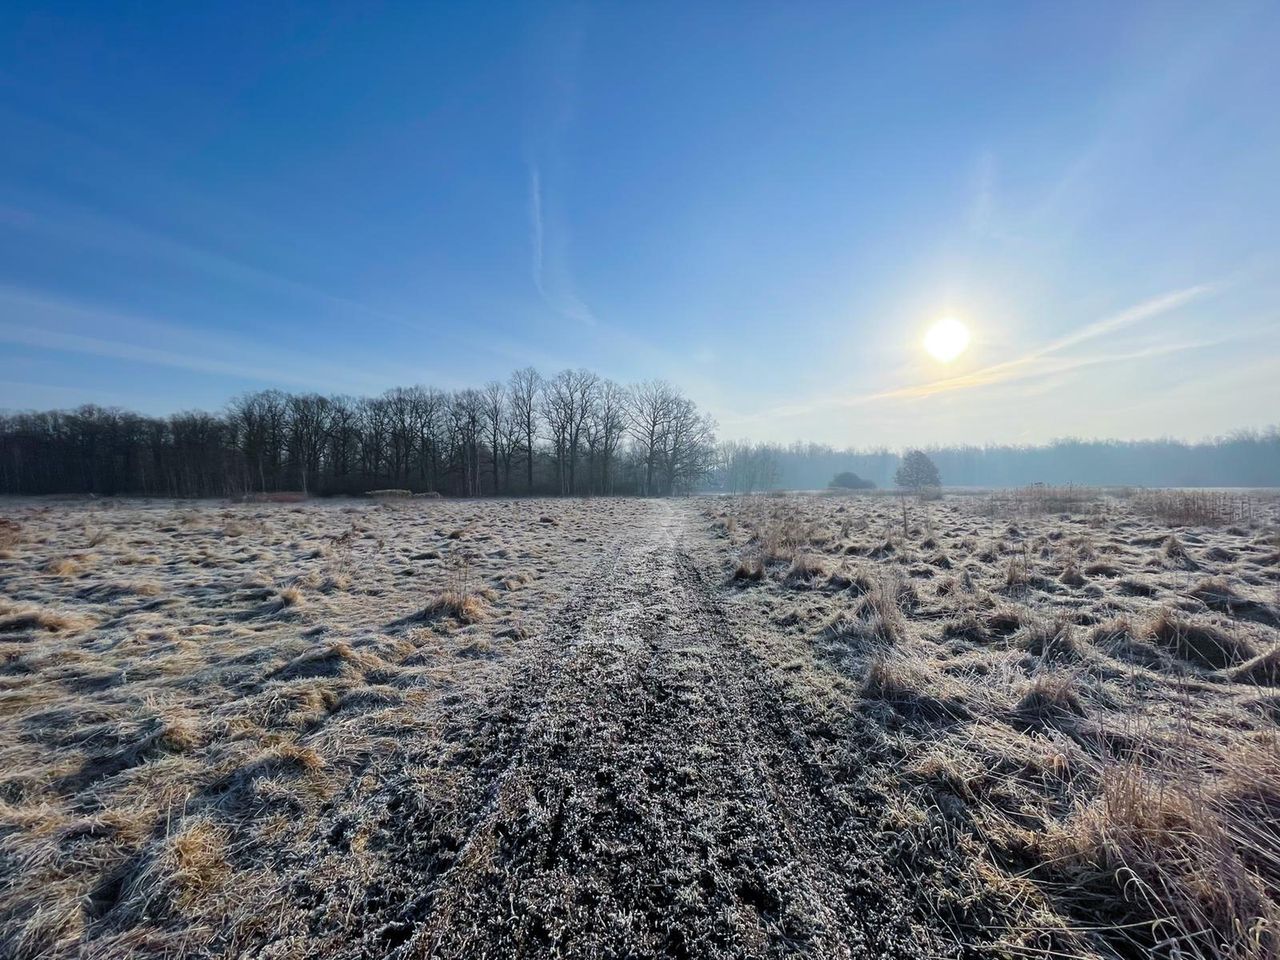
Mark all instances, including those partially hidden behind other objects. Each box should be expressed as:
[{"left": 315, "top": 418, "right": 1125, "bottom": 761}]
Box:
[
  {"left": 384, "top": 387, "right": 421, "bottom": 486},
  {"left": 482, "top": 381, "right": 507, "bottom": 495},
  {"left": 508, "top": 367, "right": 541, "bottom": 492},
  {"left": 0, "top": 369, "right": 735, "bottom": 498},
  {"left": 627, "top": 380, "right": 674, "bottom": 496},
  {"left": 357, "top": 395, "right": 390, "bottom": 483},
  {"left": 541, "top": 371, "right": 573, "bottom": 495},
  {"left": 595, "top": 379, "right": 628, "bottom": 495},
  {"left": 565, "top": 369, "right": 599, "bottom": 495},
  {"left": 660, "top": 396, "right": 716, "bottom": 495},
  {"left": 449, "top": 389, "right": 484, "bottom": 496},
  {"left": 286, "top": 394, "right": 332, "bottom": 495},
  {"left": 412, "top": 386, "right": 446, "bottom": 492}
]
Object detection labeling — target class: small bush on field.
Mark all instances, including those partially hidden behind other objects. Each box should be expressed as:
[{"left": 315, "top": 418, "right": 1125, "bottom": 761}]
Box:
[{"left": 424, "top": 547, "right": 488, "bottom": 623}]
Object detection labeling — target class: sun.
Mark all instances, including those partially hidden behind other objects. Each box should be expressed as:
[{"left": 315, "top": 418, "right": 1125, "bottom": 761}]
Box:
[{"left": 923, "top": 316, "right": 971, "bottom": 363}]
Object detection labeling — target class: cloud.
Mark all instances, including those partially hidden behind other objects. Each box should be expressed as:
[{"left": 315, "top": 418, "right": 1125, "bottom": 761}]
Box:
[
  {"left": 877, "top": 284, "right": 1213, "bottom": 402},
  {"left": 874, "top": 338, "right": 1215, "bottom": 402},
  {"left": 527, "top": 163, "right": 598, "bottom": 326},
  {"left": 529, "top": 166, "right": 546, "bottom": 298},
  {"left": 728, "top": 284, "right": 1215, "bottom": 426}
]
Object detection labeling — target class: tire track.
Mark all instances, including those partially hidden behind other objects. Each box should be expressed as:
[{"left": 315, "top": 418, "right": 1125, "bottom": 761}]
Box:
[{"left": 397, "top": 504, "right": 941, "bottom": 959}]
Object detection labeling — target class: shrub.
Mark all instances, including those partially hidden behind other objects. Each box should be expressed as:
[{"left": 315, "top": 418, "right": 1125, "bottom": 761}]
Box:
[{"left": 828, "top": 471, "right": 875, "bottom": 490}]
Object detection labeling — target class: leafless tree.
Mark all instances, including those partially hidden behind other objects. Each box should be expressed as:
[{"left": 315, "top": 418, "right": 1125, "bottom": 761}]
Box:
[
  {"left": 565, "top": 369, "right": 599, "bottom": 495},
  {"left": 508, "top": 367, "right": 541, "bottom": 492},
  {"left": 541, "top": 371, "right": 573, "bottom": 495},
  {"left": 384, "top": 387, "right": 421, "bottom": 485},
  {"left": 482, "top": 380, "right": 508, "bottom": 495},
  {"left": 0, "top": 369, "right": 735, "bottom": 497},
  {"left": 595, "top": 379, "right": 629, "bottom": 495},
  {"left": 286, "top": 393, "right": 331, "bottom": 495},
  {"left": 449, "top": 389, "right": 484, "bottom": 496},
  {"left": 412, "top": 386, "right": 446, "bottom": 492},
  {"left": 661, "top": 397, "right": 716, "bottom": 495},
  {"left": 627, "top": 380, "right": 675, "bottom": 496}
]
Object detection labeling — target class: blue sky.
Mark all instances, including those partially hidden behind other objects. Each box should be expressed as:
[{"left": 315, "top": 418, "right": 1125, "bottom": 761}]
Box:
[{"left": 1, "top": 1, "right": 1277, "bottom": 446}]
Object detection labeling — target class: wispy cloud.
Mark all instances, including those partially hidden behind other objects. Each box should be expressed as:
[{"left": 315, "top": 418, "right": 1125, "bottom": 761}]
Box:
[
  {"left": 872, "top": 337, "right": 1215, "bottom": 403},
  {"left": 527, "top": 163, "right": 597, "bottom": 326},
  {"left": 529, "top": 166, "right": 546, "bottom": 299},
  {"left": 879, "top": 284, "right": 1213, "bottom": 402},
  {"left": 728, "top": 284, "right": 1215, "bottom": 427}
]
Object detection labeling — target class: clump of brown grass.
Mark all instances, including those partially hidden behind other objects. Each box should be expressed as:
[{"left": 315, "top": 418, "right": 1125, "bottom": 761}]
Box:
[
  {"left": 266, "top": 742, "right": 326, "bottom": 773},
  {"left": 500, "top": 571, "right": 532, "bottom": 591},
  {"left": 424, "top": 546, "right": 489, "bottom": 623},
  {"left": 986, "top": 604, "right": 1027, "bottom": 638},
  {"left": 850, "top": 574, "right": 906, "bottom": 644},
  {"left": 863, "top": 654, "right": 927, "bottom": 703},
  {"left": 144, "top": 815, "right": 232, "bottom": 912},
  {"left": 0, "top": 606, "right": 90, "bottom": 634},
  {"left": 1019, "top": 617, "right": 1084, "bottom": 661},
  {"left": 273, "top": 641, "right": 389, "bottom": 681},
  {"left": 1014, "top": 671, "right": 1086, "bottom": 727},
  {"left": 1133, "top": 489, "right": 1260, "bottom": 527},
  {"left": 731, "top": 555, "right": 764, "bottom": 582},
  {"left": 145, "top": 715, "right": 204, "bottom": 754},
  {"left": 1045, "top": 743, "right": 1280, "bottom": 959},
  {"left": 753, "top": 510, "right": 813, "bottom": 564},
  {"left": 783, "top": 552, "right": 829, "bottom": 586},
  {"left": 43, "top": 557, "right": 82, "bottom": 577},
  {"left": 862, "top": 653, "right": 968, "bottom": 722},
  {"left": 1145, "top": 607, "right": 1255, "bottom": 669},
  {"left": 1004, "top": 551, "right": 1031, "bottom": 590},
  {"left": 0, "top": 517, "right": 21, "bottom": 557},
  {"left": 423, "top": 590, "right": 489, "bottom": 624}
]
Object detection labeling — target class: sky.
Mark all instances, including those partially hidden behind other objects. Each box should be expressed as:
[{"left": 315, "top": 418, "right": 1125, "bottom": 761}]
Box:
[{"left": 1, "top": 1, "right": 1277, "bottom": 448}]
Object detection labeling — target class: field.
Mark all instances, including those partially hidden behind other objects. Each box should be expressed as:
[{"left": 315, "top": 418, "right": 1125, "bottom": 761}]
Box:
[{"left": 1, "top": 491, "right": 1279, "bottom": 959}]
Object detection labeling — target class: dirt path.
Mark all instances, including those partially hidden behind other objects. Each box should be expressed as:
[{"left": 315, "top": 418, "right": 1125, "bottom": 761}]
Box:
[{"left": 265, "top": 502, "right": 946, "bottom": 960}]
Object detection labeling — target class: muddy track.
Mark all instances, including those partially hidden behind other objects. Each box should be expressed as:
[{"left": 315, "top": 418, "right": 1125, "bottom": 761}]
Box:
[{"left": 266, "top": 504, "right": 948, "bottom": 959}]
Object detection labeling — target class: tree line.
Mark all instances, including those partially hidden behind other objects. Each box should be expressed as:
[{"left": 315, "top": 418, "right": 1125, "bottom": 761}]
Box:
[
  {"left": 0, "top": 370, "right": 717, "bottom": 498},
  {"left": 714, "top": 431, "right": 1280, "bottom": 492},
  {"left": 4, "top": 378, "right": 1276, "bottom": 498}
]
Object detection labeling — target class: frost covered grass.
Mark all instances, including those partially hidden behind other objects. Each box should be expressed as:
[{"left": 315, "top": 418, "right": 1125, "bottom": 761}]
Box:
[{"left": 708, "top": 490, "right": 1280, "bottom": 959}]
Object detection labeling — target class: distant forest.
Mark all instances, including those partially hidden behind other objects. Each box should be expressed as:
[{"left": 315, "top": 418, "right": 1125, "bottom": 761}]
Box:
[
  {"left": 720, "top": 433, "right": 1280, "bottom": 492},
  {"left": 1, "top": 373, "right": 1276, "bottom": 498}
]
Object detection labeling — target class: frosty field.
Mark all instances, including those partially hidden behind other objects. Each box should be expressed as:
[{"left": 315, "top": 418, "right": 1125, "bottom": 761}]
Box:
[{"left": 1, "top": 492, "right": 1278, "bottom": 959}]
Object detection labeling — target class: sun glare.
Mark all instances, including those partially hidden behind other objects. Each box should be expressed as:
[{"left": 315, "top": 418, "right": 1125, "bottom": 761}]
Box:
[{"left": 923, "top": 316, "right": 970, "bottom": 363}]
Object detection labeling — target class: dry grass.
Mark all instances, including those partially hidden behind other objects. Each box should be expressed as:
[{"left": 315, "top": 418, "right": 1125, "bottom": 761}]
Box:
[
  {"left": 711, "top": 490, "right": 1280, "bottom": 959},
  {"left": 1133, "top": 489, "right": 1269, "bottom": 527},
  {"left": 422, "top": 590, "right": 489, "bottom": 624},
  {"left": 0, "top": 495, "right": 650, "bottom": 959},
  {"left": 4, "top": 489, "right": 1278, "bottom": 958}
]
